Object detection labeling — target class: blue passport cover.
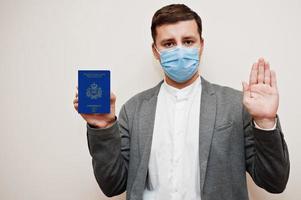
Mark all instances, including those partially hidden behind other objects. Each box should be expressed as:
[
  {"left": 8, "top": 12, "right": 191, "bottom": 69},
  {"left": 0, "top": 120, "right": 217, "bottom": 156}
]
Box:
[{"left": 78, "top": 70, "right": 110, "bottom": 114}]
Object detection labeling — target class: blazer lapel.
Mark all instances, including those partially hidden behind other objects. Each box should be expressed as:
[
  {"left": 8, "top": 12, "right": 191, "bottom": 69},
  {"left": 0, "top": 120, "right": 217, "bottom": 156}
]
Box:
[
  {"left": 199, "top": 77, "right": 217, "bottom": 195},
  {"left": 138, "top": 80, "right": 163, "bottom": 154},
  {"left": 133, "top": 80, "right": 163, "bottom": 196}
]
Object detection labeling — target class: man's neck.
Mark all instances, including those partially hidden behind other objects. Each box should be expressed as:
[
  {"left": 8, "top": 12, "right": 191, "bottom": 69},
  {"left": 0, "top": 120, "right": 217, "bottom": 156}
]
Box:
[{"left": 165, "top": 72, "right": 200, "bottom": 89}]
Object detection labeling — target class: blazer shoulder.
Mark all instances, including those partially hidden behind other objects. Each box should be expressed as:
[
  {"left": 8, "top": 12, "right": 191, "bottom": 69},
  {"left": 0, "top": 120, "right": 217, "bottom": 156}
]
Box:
[
  {"left": 123, "top": 80, "right": 162, "bottom": 109},
  {"left": 211, "top": 82, "right": 243, "bottom": 104}
]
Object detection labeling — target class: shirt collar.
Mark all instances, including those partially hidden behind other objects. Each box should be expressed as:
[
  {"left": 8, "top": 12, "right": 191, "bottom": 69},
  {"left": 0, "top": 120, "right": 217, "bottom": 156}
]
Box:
[{"left": 162, "top": 76, "right": 201, "bottom": 101}]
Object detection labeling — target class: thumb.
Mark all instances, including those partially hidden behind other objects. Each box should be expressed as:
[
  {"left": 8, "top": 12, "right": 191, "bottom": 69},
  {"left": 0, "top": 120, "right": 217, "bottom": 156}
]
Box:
[
  {"left": 242, "top": 81, "right": 252, "bottom": 99},
  {"left": 242, "top": 81, "right": 249, "bottom": 93}
]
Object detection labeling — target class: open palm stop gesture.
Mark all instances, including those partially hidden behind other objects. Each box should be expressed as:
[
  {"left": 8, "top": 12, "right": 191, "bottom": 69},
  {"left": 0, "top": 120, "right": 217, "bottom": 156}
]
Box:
[{"left": 242, "top": 58, "right": 279, "bottom": 129}]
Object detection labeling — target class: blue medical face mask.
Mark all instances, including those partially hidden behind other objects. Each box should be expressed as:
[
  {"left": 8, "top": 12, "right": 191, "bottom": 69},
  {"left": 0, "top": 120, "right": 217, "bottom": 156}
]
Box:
[{"left": 155, "top": 46, "right": 200, "bottom": 83}]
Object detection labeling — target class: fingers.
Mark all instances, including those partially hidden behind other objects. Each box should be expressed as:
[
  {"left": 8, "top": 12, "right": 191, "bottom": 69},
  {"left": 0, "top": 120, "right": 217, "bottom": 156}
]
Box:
[
  {"left": 257, "top": 58, "right": 265, "bottom": 84},
  {"left": 251, "top": 58, "right": 274, "bottom": 86},
  {"left": 264, "top": 62, "right": 271, "bottom": 86},
  {"left": 271, "top": 70, "right": 277, "bottom": 89},
  {"left": 249, "top": 63, "right": 258, "bottom": 85},
  {"left": 74, "top": 103, "right": 78, "bottom": 111},
  {"left": 242, "top": 81, "right": 251, "bottom": 97},
  {"left": 242, "top": 81, "right": 253, "bottom": 107},
  {"left": 73, "top": 96, "right": 78, "bottom": 111},
  {"left": 242, "top": 81, "right": 249, "bottom": 92},
  {"left": 110, "top": 92, "right": 116, "bottom": 103},
  {"left": 73, "top": 97, "right": 78, "bottom": 111},
  {"left": 73, "top": 98, "right": 78, "bottom": 104},
  {"left": 74, "top": 86, "right": 78, "bottom": 111},
  {"left": 75, "top": 86, "right": 78, "bottom": 98},
  {"left": 74, "top": 86, "right": 78, "bottom": 104}
]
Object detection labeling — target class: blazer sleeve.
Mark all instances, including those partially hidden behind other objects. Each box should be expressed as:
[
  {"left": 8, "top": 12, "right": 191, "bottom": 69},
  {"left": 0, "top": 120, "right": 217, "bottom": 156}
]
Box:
[
  {"left": 86, "top": 104, "right": 130, "bottom": 197},
  {"left": 243, "top": 106, "right": 290, "bottom": 193}
]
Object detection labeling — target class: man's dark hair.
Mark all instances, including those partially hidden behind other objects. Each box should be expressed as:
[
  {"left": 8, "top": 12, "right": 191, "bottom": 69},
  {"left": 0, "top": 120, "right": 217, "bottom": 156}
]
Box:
[{"left": 151, "top": 4, "right": 203, "bottom": 43}]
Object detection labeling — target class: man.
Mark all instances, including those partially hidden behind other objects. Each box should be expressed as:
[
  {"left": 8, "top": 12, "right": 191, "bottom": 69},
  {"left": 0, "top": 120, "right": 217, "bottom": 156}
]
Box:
[{"left": 73, "top": 4, "right": 289, "bottom": 200}]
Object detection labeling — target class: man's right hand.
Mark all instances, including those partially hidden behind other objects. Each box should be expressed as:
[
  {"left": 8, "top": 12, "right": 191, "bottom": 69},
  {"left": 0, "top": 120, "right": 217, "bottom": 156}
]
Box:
[{"left": 73, "top": 86, "right": 117, "bottom": 128}]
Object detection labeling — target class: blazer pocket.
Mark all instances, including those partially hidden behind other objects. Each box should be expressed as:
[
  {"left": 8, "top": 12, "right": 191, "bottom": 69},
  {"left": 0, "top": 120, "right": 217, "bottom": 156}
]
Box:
[{"left": 214, "top": 121, "right": 233, "bottom": 131}]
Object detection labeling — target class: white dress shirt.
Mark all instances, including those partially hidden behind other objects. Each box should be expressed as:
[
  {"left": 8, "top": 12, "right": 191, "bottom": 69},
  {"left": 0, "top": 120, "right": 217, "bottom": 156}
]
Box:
[{"left": 143, "top": 77, "right": 202, "bottom": 200}]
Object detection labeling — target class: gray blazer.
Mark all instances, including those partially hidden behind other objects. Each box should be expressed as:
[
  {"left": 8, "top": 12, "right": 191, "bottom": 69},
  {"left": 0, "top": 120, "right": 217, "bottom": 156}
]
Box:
[{"left": 86, "top": 76, "right": 289, "bottom": 200}]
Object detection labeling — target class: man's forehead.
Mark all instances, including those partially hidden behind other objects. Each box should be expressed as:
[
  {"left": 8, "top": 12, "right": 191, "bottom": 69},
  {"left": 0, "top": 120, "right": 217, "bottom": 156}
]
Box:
[{"left": 156, "top": 20, "right": 199, "bottom": 41}]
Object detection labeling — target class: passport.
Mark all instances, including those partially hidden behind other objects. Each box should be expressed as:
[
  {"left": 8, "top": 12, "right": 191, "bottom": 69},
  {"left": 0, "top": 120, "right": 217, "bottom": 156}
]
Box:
[{"left": 78, "top": 70, "right": 110, "bottom": 114}]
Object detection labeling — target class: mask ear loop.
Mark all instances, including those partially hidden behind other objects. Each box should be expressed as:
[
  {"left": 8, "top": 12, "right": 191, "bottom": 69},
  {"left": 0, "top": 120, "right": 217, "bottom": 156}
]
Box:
[{"left": 153, "top": 44, "right": 161, "bottom": 55}]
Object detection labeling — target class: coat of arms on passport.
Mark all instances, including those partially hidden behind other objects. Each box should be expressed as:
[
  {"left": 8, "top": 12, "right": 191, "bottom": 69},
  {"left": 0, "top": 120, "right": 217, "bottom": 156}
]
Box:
[
  {"left": 78, "top": 70, "right": 110, "bottom": 114},
  {"left": 86, "top": 83, "right": 102, "bottom": 100}
]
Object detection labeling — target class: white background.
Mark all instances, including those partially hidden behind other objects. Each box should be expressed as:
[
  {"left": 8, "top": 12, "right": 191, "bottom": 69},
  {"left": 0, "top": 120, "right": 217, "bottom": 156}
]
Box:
[{"left": 0, "top": 0, "right": 300, "bottom": 199}]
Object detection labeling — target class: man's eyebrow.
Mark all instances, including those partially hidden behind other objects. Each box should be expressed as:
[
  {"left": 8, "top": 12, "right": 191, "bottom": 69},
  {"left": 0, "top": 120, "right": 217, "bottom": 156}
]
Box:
[
  {"left": 182, "top": 36, "right": 197, "bottom": 40},
  {"left": 160, "top": 38, "right": 175, "bottom": 43}
]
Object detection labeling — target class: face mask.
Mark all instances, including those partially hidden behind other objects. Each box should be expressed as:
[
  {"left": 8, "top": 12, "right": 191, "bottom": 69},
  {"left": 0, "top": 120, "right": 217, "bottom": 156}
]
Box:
[{"left": 155, "top": 46, "right": 200, "bottom": 83}]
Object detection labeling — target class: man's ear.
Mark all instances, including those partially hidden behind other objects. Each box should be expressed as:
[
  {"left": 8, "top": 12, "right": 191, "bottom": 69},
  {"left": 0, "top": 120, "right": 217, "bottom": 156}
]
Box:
[
  {"left": 199, "top": 38, "right": 205, "bottom": 57},
  {"left": 152, "top": 43, "right": 160, "bottom": 60}
]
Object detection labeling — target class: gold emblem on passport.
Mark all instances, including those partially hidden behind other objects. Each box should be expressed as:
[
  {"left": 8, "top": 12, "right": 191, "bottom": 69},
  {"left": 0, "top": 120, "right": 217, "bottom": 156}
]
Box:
[{"left": 86, "top": 83, "right": 102, "bottom": 100}]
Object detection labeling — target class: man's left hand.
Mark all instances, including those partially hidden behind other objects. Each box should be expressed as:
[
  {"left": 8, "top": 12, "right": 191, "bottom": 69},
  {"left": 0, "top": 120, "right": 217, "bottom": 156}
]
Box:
[{"left": 242, "top": 58, "right": 279, "bottom": 129}]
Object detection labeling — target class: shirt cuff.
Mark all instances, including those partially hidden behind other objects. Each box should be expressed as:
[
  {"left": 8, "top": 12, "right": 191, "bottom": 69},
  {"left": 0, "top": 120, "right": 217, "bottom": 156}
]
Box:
[{"left": 253, "top": 118, "right": 277, "bottom": 131}]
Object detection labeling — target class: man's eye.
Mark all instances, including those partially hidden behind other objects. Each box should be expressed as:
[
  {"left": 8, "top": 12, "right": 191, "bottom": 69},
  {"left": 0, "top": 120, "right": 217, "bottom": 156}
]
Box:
[
  {"left": 164, "top": 42, "right": 175, "bottom": 48},
  {"left": 183, "top": 40, "right": 194, "bottom": 46}
]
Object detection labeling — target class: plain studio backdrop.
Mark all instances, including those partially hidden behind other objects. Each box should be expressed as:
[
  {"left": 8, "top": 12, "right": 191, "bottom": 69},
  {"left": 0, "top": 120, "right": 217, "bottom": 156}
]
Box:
[{"left": 0, "top": 0, "right": 300, "bottom": 199}]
